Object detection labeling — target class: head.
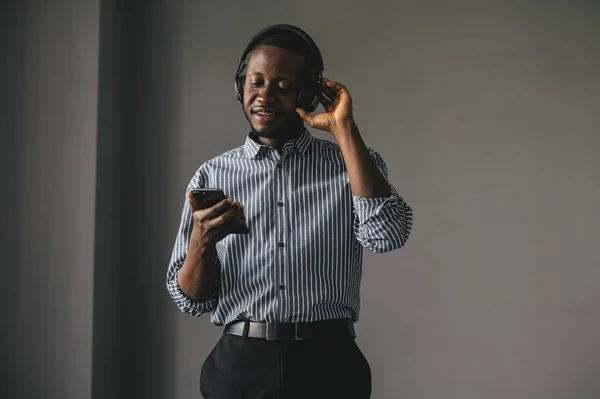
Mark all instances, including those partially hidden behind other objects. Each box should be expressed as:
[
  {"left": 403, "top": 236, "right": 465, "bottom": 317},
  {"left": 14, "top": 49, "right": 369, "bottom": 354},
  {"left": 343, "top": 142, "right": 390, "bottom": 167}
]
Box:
[{"left": 240, "top": 31, "right": 319, "bottom": 138}]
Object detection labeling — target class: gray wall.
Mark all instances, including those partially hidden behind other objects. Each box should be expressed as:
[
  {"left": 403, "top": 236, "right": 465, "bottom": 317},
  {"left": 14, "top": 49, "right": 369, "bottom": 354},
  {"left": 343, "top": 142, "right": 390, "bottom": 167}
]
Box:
[
  {"left": 1, "top": 1, "right": 100, "bottom": 398},
  {"left": 2, "top": 1, "right": 599, "bottom": 399},
  {"left": 175, "top": 2, "right": 600, "bottom": 398}
]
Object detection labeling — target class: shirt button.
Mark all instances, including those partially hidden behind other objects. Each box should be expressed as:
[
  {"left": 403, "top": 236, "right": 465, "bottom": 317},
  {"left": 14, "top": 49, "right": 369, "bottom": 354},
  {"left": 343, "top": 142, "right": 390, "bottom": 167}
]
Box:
[
  {"left": 277, "top": 201, "right": 284, "bottom": 207},
  {"left": 278, "top": 242, "right": 284, "bottom": 248},
  {"left": 279, "top": 284, "right": 285, "bottom": 290}
]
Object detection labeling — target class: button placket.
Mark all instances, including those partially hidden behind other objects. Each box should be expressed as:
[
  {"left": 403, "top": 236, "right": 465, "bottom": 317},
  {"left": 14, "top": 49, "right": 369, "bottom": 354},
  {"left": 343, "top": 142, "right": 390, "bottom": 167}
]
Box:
[{"left": 275, "top": 156, "right": 287, "bottom": 319}]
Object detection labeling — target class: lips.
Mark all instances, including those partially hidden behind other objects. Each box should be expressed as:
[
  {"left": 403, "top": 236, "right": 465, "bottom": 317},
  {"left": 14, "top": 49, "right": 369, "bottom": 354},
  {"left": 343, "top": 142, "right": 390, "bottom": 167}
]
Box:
[{"left": 252, "top": 107, "right": 281, "bottom": 119}]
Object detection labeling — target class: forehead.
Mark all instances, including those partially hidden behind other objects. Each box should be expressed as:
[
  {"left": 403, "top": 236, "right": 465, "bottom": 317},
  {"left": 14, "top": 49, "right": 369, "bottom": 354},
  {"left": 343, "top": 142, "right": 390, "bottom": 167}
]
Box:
[{"left": 246, "top": 45, "right": 306, "bottom": 78}]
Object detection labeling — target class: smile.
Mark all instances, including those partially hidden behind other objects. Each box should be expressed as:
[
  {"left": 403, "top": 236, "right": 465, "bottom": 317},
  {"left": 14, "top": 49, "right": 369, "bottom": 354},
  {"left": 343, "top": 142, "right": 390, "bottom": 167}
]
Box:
[{"left": 252, "top": 110, "right": 281, "bottom": 121}]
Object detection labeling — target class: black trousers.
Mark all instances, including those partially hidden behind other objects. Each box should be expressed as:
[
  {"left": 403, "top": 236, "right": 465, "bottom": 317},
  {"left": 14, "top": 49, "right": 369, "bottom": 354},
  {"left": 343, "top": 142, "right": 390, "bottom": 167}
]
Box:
[{"left": 199, "top": 333, "right": 372, "bottom": 398}]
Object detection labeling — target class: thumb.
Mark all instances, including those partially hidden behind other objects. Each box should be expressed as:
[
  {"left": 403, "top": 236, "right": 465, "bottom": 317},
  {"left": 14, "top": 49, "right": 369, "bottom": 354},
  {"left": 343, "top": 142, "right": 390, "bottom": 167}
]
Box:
[
  {"left": 187, "top": 192, "right": 200, "bottom": 212},
  {"left": 296, "top": 107, "right": 314, "bottom": 126}
]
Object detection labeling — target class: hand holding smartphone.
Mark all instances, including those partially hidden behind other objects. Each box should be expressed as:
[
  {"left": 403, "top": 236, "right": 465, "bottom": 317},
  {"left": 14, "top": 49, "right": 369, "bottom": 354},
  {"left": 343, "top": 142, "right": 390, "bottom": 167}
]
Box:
[{"left": 189, "top": 188, "right": 249, "bottom": 236}]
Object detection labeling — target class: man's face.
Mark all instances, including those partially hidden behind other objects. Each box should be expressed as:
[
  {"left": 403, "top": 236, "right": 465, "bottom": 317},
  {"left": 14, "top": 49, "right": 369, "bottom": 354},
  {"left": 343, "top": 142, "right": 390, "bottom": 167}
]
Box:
[{"left": 243, "top": 45, "right": 307, "bottom": 138}]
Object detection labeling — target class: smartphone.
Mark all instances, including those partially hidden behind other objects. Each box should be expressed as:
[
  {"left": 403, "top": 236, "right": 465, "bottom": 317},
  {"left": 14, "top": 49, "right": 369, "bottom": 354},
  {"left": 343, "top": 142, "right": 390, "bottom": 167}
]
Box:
[
  {"left": 190, "top": 188, "right": 227, "bottom": 209},
  {"left": 190, "top": 188, "right": 249, "bottom": 234}
]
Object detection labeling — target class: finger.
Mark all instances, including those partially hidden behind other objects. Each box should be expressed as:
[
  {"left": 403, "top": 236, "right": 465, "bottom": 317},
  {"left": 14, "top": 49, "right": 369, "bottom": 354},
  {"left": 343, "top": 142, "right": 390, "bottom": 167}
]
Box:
[
  {"left": 210, "top": 205, "right": 247, "bottom": 234},
  {"left": 232, "top": 201, "right": 242, "bottom": 214},
  {"left": 236, "top": 204, "right": 247, "bottom": 223},
  {"left": 200, "top": 197, "right": 234, "bottom": 220},
  {"left": 321, "top": 84, "right": 334, "bottom": 98},
  {"left": 322, "top": 85, "right": 339, "bottom": 102},
  {"left": 323, "top": 77, "right": 347, "bottom": 93},
  {"left": 296, "top": 107, "right": 315, "bottom": 126},
  {"left": 210, "top": 206, "right": 237, "bottom": 227},
  {"left": 326, "top": 85, "right": 350, "bottom": 105},
  {"left": 226, "top": 201, "right": 244, "bottom": 218},
  {"left": 322, "top": 77, "right": 339, "bottom": 87},
  {"left": 322, "top": 85, "right": 342, "bottom": 103}
]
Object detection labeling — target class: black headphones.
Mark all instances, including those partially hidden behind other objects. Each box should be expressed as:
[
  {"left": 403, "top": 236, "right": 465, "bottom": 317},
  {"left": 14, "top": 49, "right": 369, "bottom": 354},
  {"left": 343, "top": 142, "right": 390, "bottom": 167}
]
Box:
[{"left": 234, "top": 24, "right": 324, "bottom": 113}]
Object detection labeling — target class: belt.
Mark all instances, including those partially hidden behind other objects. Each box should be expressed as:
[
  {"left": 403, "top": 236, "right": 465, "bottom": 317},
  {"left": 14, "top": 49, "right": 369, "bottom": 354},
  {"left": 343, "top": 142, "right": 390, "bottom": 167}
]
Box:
[{"left": 223, "top": 319, "right": 356, "bottom": 341}]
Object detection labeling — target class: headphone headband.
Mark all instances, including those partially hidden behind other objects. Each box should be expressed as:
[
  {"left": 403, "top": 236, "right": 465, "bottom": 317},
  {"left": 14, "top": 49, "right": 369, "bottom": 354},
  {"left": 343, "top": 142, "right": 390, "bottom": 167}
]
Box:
[{"left": 236, "top": 24, "right": 324, "bottom": 75}]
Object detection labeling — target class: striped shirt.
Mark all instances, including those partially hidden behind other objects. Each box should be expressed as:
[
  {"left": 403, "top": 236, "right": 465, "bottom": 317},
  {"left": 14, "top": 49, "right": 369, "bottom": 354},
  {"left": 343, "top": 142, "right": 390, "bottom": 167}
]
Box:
[{"left": 166, "top": 129, "right": 413, "bottom": 326}]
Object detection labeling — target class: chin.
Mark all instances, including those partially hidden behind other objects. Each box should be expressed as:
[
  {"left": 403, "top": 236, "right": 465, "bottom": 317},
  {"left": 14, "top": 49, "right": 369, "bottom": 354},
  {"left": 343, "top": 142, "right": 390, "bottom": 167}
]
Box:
[
  {"left": 250, "top": 117, "right": 288, "bottom": 138},
  {"left": 251, "top": 126, "right": 282, "bottom": 138},
  {"left": 245, "top": 110, "right": 302, "bottom": 138}
]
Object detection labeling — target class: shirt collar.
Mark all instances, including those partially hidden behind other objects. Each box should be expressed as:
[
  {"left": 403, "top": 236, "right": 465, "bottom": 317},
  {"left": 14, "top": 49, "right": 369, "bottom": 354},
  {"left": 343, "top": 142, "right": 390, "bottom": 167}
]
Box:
[{"left": 243, "top": 128, "right": 314, "bottom": 159}]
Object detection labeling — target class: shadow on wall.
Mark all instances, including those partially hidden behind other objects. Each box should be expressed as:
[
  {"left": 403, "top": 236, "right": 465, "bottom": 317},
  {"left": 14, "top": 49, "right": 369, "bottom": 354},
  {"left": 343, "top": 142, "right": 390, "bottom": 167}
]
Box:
[
  {"left": 119, "top": 1, "right": 183, "bottom": 398},
  {"left": 92, "top": 1, "right": 184, "bottom": 398},
  {"left": 0, "top": 2, "right": 26, "bottom": 397}
]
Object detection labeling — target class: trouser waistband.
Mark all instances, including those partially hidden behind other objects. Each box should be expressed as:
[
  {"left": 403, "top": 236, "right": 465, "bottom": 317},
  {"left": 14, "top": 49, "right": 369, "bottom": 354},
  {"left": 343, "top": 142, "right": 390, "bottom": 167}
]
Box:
[{"left": 223, "top": 319, "right": 356, "bottom": 341}]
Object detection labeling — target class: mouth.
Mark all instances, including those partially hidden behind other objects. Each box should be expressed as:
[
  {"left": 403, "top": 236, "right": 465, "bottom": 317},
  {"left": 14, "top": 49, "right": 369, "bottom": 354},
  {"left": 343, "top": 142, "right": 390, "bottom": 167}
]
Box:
[{"left": 252, "top": 108, "right": 282, "bottom": 122}]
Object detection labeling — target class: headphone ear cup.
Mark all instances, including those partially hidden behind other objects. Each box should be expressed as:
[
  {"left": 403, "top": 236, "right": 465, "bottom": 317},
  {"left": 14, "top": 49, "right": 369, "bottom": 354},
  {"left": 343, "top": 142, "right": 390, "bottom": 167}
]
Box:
[
  {"left": 297, "top": 82, "right": 321, "bottom": 113},
  {"left": 235, "top": 75, "right": 246, "bottom": 103},
  {"left": 297, "top": 89, "right": 315, "bottom": 113}
]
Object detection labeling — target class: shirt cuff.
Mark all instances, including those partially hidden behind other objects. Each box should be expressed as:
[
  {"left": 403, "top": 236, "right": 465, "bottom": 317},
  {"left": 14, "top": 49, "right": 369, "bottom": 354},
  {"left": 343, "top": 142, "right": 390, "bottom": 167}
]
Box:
[
  {"left": 352, "top": 192, "right": 399, "bottom": 223},
  {"left": 168, "top": 269, "right": 218, "bottom": 316}
]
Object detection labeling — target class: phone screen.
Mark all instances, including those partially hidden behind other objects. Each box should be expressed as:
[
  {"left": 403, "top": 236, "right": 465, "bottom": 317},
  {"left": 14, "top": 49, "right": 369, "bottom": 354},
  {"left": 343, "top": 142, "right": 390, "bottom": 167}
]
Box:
[{"left": 191, "top": 188, "right": 227, "bottom": 209}]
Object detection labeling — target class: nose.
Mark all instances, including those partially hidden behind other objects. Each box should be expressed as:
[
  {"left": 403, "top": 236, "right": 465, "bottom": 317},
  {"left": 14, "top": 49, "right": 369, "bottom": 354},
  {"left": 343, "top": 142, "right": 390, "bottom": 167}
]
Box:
[{"left": 257, "top": 82, "right": 277, "bottom": 104}]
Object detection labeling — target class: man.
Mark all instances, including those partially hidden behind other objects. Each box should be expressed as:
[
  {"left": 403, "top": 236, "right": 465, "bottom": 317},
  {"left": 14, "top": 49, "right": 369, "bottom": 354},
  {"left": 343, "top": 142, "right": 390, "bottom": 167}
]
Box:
[{"left": 166, "top": 24, "right": 413, "bottom": 399}]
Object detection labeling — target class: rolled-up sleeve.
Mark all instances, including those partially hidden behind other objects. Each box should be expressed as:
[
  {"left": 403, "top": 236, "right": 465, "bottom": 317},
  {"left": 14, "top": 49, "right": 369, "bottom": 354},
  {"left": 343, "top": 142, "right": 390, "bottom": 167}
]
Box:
[
  {"left": 166, "top": 169, "right": 220, "bottom": 317},
  {"left": 352, "top": 148, "right": 414, "bottom": 253}
]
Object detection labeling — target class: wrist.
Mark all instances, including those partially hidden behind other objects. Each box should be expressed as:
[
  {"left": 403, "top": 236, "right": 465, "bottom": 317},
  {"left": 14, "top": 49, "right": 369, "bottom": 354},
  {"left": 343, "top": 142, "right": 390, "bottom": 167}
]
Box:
[
  {"left": 332, "top": 118, "right": 358, "bottom": 139},
  {"left": 190, "top": 230, "right": 217, "bottom": 252}
]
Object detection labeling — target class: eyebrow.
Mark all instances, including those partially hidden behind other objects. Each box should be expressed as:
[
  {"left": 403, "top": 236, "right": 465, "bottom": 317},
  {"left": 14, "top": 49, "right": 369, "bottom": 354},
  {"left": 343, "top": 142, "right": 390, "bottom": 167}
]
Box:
[{"left": 247, "top": 71, "right": 293, "bottom": 80}]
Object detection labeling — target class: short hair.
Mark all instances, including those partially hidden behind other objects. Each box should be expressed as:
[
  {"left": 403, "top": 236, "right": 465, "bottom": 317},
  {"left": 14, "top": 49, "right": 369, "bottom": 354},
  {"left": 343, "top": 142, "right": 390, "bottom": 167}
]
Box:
[{"left": 250, "top": 31, "right": 318, "bottom": 81}]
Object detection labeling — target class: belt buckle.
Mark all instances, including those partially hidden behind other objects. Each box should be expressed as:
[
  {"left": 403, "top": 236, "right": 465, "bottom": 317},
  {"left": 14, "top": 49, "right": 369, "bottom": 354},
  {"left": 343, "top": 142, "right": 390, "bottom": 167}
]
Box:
[{"left": 266, "top": 322, "right": 302, "bottom": 341}]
